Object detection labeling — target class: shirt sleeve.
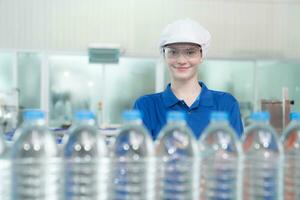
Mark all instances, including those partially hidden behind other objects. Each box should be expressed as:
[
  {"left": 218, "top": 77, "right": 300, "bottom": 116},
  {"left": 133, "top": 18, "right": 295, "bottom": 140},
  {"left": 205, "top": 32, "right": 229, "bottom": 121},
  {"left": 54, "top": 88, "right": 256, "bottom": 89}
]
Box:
[
  {"left": 133, "top": 97, "right": 154, "bottom": 137},
  {"left": 229, "top": 100, "right": 244, "bottom": 138}
]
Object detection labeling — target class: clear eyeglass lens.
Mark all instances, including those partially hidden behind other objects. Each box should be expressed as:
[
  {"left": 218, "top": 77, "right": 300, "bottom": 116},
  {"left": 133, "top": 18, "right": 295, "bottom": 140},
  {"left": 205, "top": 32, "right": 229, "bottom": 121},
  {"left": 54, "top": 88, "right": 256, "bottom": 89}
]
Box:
[{"left": 164, "top": 47, "right": 201, "bottom": 59}]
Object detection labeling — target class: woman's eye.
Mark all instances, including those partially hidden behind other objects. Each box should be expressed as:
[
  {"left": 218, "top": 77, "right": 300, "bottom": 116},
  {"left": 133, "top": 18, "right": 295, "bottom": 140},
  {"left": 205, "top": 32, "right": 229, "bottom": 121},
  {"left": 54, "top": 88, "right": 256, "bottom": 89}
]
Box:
[
  {"left": 186, "top": 50, "right": 197, "bottom": 55},
  {"left": 169, "top": 50, "right": 177, "bottom": 55}
]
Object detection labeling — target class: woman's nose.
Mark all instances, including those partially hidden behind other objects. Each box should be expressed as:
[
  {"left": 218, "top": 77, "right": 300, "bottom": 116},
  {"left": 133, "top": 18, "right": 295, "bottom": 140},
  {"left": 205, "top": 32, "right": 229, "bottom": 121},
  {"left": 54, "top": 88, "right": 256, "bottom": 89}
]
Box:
[{"left": 176, "top": 53, "right": 188, "bottom": 63}]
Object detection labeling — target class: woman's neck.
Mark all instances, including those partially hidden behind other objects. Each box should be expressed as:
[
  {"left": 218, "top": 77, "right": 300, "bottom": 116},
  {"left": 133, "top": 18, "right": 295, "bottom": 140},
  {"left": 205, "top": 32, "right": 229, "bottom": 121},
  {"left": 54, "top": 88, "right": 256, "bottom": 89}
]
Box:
[{"left": 170, "top": 78, "right": 201, "bottom": 107}]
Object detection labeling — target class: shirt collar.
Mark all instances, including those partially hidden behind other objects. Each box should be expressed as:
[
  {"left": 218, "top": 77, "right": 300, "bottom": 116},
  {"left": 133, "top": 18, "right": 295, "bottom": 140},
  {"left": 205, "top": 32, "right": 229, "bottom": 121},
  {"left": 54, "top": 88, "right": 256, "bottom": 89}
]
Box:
[
  {"left": 162, "top": 83, "right": 180, "bottom": 107},
  {"left": 198, "top": 81, "right": 214, "bottom": 107},
  {"left": 162, "top": 81, "right": 214, "bottom": 108}
]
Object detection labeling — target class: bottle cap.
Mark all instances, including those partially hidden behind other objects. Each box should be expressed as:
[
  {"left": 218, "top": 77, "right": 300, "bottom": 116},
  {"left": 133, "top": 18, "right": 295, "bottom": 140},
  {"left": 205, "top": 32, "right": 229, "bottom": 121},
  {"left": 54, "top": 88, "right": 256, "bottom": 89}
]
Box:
[
  {"left": 122, "top": 110, "right": 142, "bottom": 121},
  {"left": 250, "top": 112, "right": 270, "bottom": 121},
  {"left": 167, "top": 111, "right": 186, "bottom": 122},
  {"left": 290, "top": 112, "right": 300, "bottom": 121},
  {"left": 23, "top": 109, "right": 45, "bottom": 121},
  {"left": 74, "top": 110, "right": 95, "bottom": 120},
  {"left": 210, "top": 111, "right": 228, "bottom": 121}
]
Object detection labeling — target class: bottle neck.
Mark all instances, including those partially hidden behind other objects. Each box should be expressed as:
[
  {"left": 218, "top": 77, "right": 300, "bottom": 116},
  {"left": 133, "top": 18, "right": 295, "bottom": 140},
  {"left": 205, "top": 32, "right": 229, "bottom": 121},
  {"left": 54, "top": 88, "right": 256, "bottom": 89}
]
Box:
[
  {"left": 210, "top": 119, "right": 229, "bottom": 125},
  {"left": 75, "top": 119, "right": 96, "bottom": 126},
  {"left": 254, "top": 120, "right": 270, "bottom": 125},
  {"left": 25, "top": 118, "right": 46, "bottom": 126},
  {"left": 288, "top": 120, "right": 300, "bottom": 128},
  {"left": 167, "top": 119, "right": 186, "bottom": 126},
  {"left": 123, "top": 119, "right": 143, "bottom": 126},
  {"left": 291, "top": 119, "right": 300, "bottom": 123}
]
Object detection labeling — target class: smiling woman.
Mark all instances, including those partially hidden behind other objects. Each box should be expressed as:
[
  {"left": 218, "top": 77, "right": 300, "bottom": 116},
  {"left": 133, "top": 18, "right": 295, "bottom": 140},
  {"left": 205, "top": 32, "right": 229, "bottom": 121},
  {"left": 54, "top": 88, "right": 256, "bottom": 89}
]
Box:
[
  {"left": 133, "top": 18, "right": 244, "bottom": 140},
  {"left": 163, "top": 43, "right": 202, "bottom": 84}
]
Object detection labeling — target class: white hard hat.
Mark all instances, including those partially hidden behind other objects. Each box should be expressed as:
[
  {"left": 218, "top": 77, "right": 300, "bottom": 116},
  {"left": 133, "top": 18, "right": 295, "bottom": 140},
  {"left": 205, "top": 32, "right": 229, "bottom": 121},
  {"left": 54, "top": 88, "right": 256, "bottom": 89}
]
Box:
[{"left": 159, "top": 18, "right": 211, "bottom": 58}]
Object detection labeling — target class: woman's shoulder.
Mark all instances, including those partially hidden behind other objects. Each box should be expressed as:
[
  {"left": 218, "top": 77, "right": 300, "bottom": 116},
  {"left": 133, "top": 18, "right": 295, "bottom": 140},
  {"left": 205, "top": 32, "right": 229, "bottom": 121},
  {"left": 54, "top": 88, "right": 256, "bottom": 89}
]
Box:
[
  {"left": 209, "top": 89, "right": 239, "bottom": 106},
  {"left": 200, "top": 82, "right": 237, "bottom": 105},
  {"left": 134, "top": 92, "right": 163, "bottom": 107}
]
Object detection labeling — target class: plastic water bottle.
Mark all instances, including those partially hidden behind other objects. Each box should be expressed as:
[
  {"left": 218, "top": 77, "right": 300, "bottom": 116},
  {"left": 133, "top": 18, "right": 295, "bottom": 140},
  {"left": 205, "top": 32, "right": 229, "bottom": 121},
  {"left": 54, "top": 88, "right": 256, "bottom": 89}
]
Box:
[
  {"left": 64, "top": 111, "right": 109, "bottom": 200},
  {"left": 199, "top": 111, "right": 242, "bottom": 200},
  {"left": 281, "top": 112, "right": 300, "bottom": 200},
  {"left": 156, "top": 111, "right": 199, "bottom": 200},
  {"left": 242, "top": 112, "right": 283, "bottom": 200},
  {"left": 111, "top": 110, "right": 155, "bottom": 200},
  {"left": 11, "top": 109, "right": 61, "bottom": 200},
  {"left": 0, "top": 127, "right": 10, "bottom": 200}
]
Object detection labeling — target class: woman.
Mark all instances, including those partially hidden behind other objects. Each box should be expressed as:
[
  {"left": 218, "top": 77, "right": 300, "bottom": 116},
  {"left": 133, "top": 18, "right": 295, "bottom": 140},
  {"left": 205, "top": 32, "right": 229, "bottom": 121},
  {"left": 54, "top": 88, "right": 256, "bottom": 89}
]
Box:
[{"left": 134, "top": 18, "right": 243, "bottom": 139}]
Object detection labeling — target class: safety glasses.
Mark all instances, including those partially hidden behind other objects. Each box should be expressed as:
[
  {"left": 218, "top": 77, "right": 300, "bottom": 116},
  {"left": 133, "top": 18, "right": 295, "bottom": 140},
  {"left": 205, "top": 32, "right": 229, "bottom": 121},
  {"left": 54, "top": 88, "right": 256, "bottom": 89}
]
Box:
[{"left": 163, "top": 46, "right": 202, "bottom": 59}]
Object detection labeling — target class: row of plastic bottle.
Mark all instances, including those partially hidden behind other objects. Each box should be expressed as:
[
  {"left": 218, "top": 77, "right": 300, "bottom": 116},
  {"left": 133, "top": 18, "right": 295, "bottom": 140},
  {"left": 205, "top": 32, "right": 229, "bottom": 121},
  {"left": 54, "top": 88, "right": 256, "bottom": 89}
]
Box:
[{"left": 0, "top": 109, "right": 300, "bottom": 200}]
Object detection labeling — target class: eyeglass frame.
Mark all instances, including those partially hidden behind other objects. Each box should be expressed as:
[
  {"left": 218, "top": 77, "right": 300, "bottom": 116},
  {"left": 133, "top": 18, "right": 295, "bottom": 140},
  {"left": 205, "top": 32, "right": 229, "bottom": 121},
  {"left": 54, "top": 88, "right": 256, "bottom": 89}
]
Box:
[{"left": 162, "top": 44, "right": 202, "bottom": 59}]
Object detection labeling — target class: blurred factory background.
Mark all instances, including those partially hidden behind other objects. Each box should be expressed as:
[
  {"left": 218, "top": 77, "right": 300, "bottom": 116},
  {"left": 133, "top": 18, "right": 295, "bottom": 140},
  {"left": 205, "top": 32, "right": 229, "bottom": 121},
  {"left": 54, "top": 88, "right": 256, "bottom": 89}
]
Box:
[{"left": 0, "top": 0, "right": 299, "bottom": 133}]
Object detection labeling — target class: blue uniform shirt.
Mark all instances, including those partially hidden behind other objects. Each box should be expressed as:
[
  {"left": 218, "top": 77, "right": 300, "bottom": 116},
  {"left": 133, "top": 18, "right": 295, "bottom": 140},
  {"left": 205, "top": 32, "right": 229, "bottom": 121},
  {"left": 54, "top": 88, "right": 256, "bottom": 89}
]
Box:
[{"left": 133, "top": 82, "right": 244, "bottom": 140}]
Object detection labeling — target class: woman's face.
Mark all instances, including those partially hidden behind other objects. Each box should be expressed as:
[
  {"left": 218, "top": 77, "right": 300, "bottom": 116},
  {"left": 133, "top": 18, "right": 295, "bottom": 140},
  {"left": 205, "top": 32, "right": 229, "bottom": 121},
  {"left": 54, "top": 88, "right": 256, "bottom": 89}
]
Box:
[{"left": 164, "top": 43, "right": 202, "bottom": 82}]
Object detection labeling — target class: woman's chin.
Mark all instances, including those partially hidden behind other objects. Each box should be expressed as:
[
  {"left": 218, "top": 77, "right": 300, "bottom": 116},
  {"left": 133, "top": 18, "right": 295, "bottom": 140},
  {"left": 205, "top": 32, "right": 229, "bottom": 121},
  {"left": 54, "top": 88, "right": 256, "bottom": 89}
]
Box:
[{"left": 172, "top": 74, "right": 194, "bottom": 82}]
